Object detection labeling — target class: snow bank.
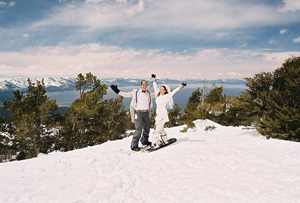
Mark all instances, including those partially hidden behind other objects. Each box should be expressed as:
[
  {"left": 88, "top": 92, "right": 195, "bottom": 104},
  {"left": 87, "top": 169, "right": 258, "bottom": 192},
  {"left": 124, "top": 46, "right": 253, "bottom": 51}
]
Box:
[{"left": 1, "top": 120, "right": 300, "bottom": 203}]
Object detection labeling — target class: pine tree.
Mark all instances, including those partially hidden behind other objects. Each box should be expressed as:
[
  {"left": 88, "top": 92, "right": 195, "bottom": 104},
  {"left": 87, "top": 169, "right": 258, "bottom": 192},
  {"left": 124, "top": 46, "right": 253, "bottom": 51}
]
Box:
[
  {"left": 220, "top": 72, "right": 274, "bottom": 127},
  {"left": 256, "top": 57, "right": 300, "bottom": 141},
  {"left": 60, "top": 73, "right": 128, "bottom": 151},
  {"left": 150, "top": 108, "right": 157, "bottom": 128},
  {"left": 0, "top": 116, "right": 11, "bottom": 162},
  {"left": 182, "top": 87, "right": 203, "bottom": 129},
  {"left": 230, "top": 56, "right": 300, "bottom": 141},
  {"left": 2, "top": 79, "right": 58, "bottom": 160},
  {"left": 222, "top": 94, "right": 256, "bottom": 126},
  {"left": 75, "top": 72, "right": 102, "bottom": 99},
  {"left": 165, "top": 103, "right": 182, "bottom": 127},
  {"left": 204, "top": 84, "right": 226, "bottom": 118}
]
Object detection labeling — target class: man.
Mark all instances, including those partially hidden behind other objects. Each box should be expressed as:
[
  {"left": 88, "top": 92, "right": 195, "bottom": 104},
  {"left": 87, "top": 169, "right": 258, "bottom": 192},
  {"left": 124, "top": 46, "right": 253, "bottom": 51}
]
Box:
[{"left": 111, "top": 80, "right": 156, "bottom": 151}]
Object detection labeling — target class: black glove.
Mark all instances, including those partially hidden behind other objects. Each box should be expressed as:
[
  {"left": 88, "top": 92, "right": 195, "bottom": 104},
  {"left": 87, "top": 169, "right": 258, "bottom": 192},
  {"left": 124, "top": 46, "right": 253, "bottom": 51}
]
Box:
[
  {"left": 111, "top": 85, "right": 120, "bottom": 94},
  {"left": 151, "top": 74, "right": 156, "bottom": 78}
]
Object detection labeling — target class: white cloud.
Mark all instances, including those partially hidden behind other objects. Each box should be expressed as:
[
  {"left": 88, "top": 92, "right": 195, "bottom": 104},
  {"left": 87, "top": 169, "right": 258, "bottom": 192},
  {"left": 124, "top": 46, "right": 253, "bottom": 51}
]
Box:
[
  {"left": 8, "top": 1, "right": 16, "bottom": 7},
  {"left": 269, "top": 39, "right": 277, "bottom": 44},
  {"left": 8, "top": 1, "right": 15, "bottom": 7},
  {"left": 22, "top": 33, "right": 30, "bottom": 38},
  {"left": 0, "top": 2, "right": 6, "bottom": 7},
  {"left": 280, "top": 29, "right": 288, "bottom": 35},
  {"left": 124, "top": 0, "right": 145, "bottom": 14},
  {"left": 30, "top": 0, "right": 300, "bottom": 37},
  {"left": 0, "top": 1, "right": 15, "bottom": 7},
  {"left": 279, "top": 0, "right": 300, "bottom": 12},
  {"left": 239, "top": 43, "right": 247, "bottom": 48},
  {"left": 293, "top": 36, "right": 300, "bottom": 43},
  {"left": 0, "top": 43, "right": 299, "bottom": 79}
]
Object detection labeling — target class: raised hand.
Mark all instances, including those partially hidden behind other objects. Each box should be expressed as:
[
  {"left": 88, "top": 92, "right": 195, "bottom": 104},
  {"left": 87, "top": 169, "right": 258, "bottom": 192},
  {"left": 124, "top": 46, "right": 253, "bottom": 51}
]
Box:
[
  {"left": 110, "top": 85, "right": 120, "bottom": 94},
  {"left": 151, "top": 74, "right": 156, "bottom": 82},
  {"left": 179, "top": 82, "right": 187, "bottom": 89}
]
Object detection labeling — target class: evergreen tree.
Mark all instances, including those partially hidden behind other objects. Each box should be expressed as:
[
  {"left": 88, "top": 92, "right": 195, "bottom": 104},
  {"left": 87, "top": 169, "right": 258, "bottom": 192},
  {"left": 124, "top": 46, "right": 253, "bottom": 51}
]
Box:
[
  {"left": 222, "top": 94, "right": 255, "bottom": 126},
  {"left": 0, "top": 116, "right": 12, "bottom": 162},
  {"left": 204, "top": 84, "right": 226, "bottom": 117},
  {"left": 182, "top": 83, "right": 231, "bottom": 128},
  {"left": 75, "top": 72, "right": 102, "bottom": 99},
  {"left": 228, "top": 56, "right": 300, "bottom": 141},
  {"left": 182, "top": 87, "right": 203, "bottom": 129},
  {"left": 255, "top": 57, "right": 300, "bottom": 141},
  {"left": 2, "top": 79, "right": 58, "bottom": 160},
  {"left": 150, "top": 108, "right": 157, "bottom": 128},
  {"left": 165, "top": 103, "right": 182, "bottom": 127},
  {"left": 220, "top": 72, "right": 274, "bottom": 127},
  {"left": 60, "top": 72, "right": 128, "bottom": 151}
]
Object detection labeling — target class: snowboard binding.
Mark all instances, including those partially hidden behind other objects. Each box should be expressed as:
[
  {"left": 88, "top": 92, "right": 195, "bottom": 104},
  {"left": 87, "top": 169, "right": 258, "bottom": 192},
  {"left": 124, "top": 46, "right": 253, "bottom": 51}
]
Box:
[{"left": 151, "top": 133, "right": 168, "bottom": 149}]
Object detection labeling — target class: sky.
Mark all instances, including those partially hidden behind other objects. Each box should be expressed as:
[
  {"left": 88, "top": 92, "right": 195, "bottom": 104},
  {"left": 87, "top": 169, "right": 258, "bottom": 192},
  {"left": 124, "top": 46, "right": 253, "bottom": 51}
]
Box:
[{"left": 0, "top": 0, "right": 300, "bottom": 79}]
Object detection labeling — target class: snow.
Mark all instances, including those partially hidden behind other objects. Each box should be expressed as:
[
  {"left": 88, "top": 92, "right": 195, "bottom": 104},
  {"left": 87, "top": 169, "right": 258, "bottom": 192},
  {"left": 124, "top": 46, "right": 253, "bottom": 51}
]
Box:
[{"left": 1, "top": 119, "right": 300, "bottom": 203}]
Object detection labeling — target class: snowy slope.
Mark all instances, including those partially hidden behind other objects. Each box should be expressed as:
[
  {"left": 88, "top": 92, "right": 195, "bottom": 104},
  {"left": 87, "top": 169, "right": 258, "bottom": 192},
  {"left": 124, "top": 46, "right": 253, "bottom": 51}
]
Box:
[{"left": 1, "top": 120, "right": 300, "bottom": 203}]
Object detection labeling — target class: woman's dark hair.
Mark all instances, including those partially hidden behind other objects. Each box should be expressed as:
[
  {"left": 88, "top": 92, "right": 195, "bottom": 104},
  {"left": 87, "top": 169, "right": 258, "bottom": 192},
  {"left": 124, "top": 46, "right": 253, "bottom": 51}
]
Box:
[{"left": 157, "top": 85, "right": 168, "bottom": 97}]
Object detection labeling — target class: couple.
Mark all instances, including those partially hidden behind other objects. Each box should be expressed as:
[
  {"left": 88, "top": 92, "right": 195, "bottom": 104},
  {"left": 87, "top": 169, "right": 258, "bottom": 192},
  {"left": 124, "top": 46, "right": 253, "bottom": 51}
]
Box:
[{"left": 111, "top": 74, "right": 186, "bottom": 151}]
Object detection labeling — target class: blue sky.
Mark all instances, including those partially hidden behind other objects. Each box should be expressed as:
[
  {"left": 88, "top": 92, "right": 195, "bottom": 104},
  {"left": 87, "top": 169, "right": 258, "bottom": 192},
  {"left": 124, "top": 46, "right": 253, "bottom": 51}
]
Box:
[{"left": 0, "top": 0, "right": 300, "bottom": 79}]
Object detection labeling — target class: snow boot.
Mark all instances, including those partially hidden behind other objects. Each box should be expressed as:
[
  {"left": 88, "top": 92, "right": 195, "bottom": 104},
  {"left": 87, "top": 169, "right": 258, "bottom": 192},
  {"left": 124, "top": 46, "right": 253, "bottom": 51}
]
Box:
[
  {"left": 160, "top": 134, "right": 168, "bottom": 144},
  {"left": 141, "top": 141, "right": 152, "bottom": 147},
  {"left": 131, "top": 146, "right": 141, "bottom": 151}
]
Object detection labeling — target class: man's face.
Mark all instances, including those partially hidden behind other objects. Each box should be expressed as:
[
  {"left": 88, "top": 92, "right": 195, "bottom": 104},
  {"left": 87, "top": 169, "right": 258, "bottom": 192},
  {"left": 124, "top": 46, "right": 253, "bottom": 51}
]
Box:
[{"left": 141, "top": 83, "right": 148, "bottom": 91}]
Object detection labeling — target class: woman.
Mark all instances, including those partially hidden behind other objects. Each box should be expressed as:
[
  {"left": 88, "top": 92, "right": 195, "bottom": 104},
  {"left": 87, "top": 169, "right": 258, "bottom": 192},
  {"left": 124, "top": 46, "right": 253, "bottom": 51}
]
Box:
[{"left": 151, "top": 74, "right": 186, "bottom": 148}]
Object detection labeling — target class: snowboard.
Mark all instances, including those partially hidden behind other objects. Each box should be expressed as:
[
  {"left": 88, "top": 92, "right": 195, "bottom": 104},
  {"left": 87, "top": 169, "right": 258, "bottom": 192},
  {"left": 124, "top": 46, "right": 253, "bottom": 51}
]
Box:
[{"left": 141, "top": 138, "right": 177, "bottom": 153}]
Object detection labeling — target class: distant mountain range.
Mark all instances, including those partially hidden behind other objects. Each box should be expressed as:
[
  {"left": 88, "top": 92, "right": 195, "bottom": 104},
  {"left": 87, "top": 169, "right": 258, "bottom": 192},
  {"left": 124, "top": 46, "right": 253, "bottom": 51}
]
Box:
[
  {"left": 0, "top": 77, "right": 246, "bottom": 92},
  {"left": 0, "top": 77, "right": 76, "bottom": 92}
]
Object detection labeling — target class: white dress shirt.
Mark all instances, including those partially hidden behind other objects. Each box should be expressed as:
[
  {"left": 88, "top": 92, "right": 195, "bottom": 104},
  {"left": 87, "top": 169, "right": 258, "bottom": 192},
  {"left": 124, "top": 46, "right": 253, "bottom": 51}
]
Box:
[{"left": 135, "top": 89, "right": 149, "bottom": 110}]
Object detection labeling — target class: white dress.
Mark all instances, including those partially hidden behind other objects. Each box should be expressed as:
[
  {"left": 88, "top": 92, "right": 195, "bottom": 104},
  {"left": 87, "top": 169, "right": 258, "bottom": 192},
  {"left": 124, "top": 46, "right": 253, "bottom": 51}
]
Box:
[{"left": 151, "top": 81, "right": 180, "bottom": 143}]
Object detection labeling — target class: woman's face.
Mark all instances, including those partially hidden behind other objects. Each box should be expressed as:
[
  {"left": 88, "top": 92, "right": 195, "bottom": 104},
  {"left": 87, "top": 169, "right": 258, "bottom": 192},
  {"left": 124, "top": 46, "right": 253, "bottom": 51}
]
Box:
[{"left": 160, "top": 86, "right": 166, "bottom": 95}]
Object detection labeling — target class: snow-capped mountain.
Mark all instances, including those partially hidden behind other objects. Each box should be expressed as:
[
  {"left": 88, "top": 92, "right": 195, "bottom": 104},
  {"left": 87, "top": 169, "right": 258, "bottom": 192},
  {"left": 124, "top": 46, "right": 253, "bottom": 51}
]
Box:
[
  {"left": 0, "top": 77, "right": 76, "bottom": 91},
  {"left": 0, "top": 77, "right": 246, "bottom": 92},
  {"left": 0, "top": 119, "right": 299, "bottom": 203},
  {"left": 103, "top": 78, "right": 245, "bottom": 86}
]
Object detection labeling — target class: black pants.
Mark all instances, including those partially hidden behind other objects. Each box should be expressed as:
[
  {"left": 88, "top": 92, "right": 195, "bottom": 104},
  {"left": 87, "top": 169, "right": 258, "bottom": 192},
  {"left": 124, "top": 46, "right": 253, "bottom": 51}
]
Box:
[{"left": 131, "top": 111, "right": 151, "bottom": 148}]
